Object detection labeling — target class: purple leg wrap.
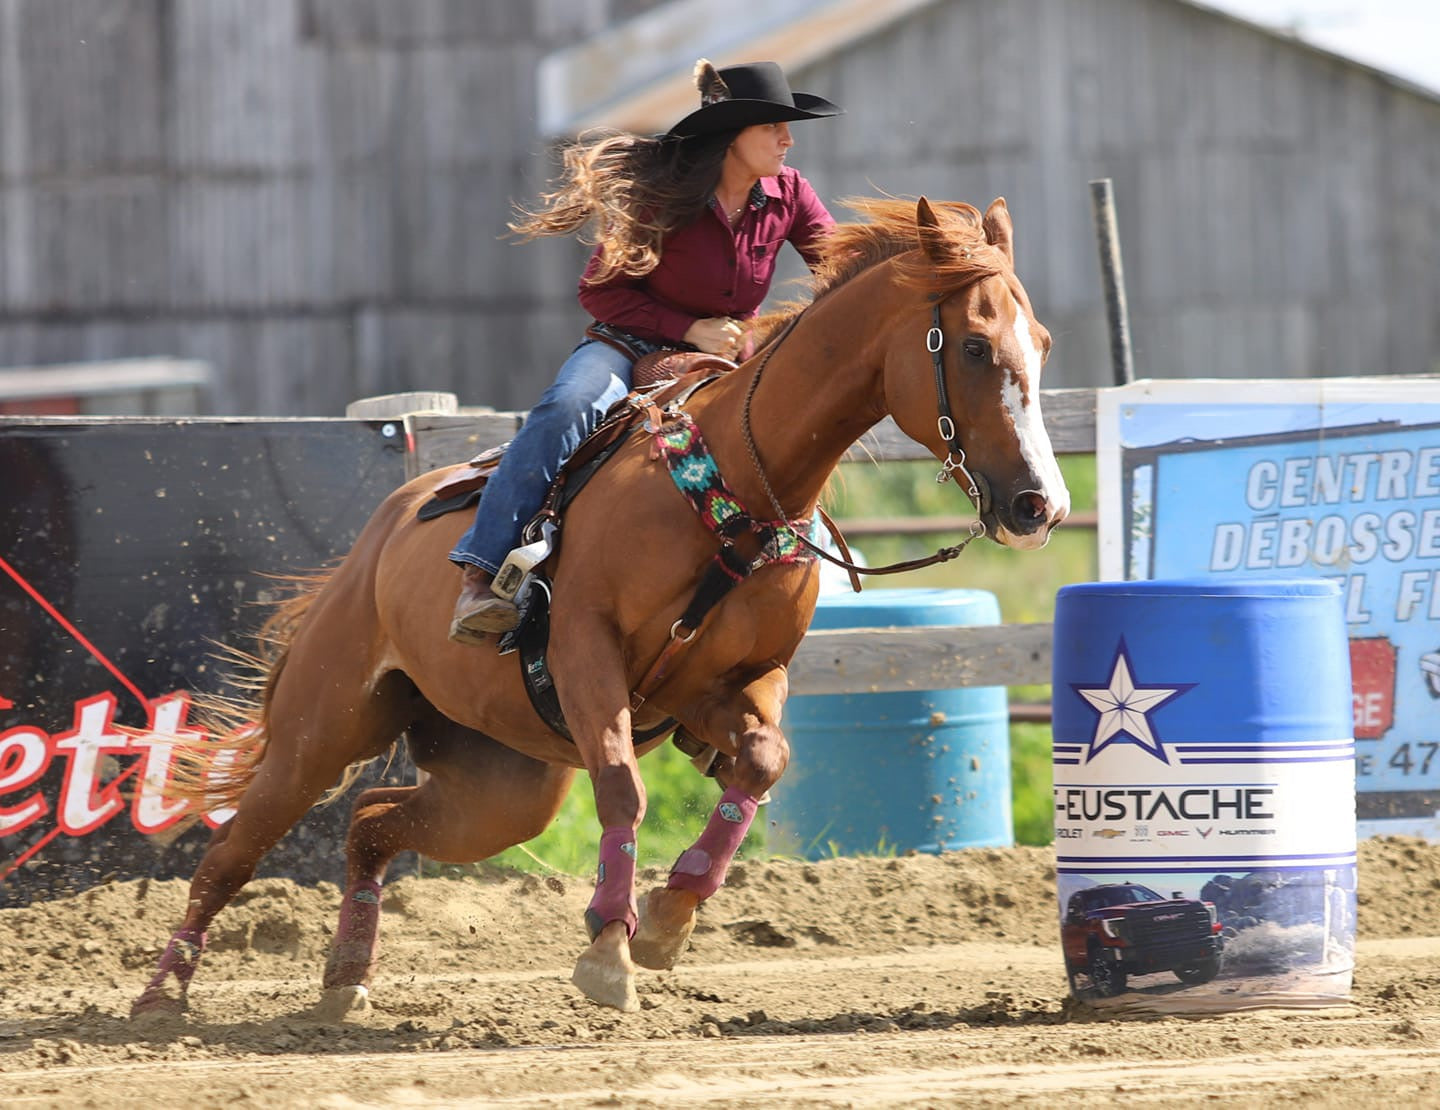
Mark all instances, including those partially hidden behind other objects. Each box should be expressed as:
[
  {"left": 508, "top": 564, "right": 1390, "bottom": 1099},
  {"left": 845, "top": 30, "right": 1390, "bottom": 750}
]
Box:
[
  {"left": 146, "top": 926, "right": 207, "bottom": 991},
  {"left": 666, "top": 786, "right": 759, "bottom": 900},
  {"left": 324, "top": 878, "right": 383, "bottom": 987},
  {"left": 584, "top": 826, "right": 639, "bottom": 940},
  {"left": 336, "top": 879, "right": 383, "bottom": 946}
]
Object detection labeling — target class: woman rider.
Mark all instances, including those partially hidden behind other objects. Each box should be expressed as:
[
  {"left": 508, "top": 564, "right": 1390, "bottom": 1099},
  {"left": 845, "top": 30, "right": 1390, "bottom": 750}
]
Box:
[{"left": 450, "top": 59, "right": 842, "bottom": 642}]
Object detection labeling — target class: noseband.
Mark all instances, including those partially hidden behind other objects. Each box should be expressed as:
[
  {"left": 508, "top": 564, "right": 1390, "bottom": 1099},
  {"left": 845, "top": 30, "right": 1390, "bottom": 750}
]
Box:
[{"left": 739, "top": 291, "right": 989, "bottom": 581}]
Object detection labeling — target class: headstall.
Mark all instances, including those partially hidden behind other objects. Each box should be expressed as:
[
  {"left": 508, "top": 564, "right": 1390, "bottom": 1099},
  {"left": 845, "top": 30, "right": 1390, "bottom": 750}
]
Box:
[{"left": 740, "top": 293, "right": 988, "bottom": 583}]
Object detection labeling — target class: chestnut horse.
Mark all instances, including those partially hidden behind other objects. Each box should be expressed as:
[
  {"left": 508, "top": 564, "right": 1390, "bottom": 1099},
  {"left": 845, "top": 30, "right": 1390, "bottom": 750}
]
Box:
[{"left": 133, "top": 196, "right": 1069, "bottom": 1019}]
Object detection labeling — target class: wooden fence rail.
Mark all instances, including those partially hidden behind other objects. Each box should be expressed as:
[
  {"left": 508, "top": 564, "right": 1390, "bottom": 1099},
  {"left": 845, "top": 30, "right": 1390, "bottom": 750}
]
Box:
[
  {"left": 393, "top": 387, "right": 1100, "bottom": 697},
  {"left": 0, "top": 358, "right": 214, "bottom": 415}
]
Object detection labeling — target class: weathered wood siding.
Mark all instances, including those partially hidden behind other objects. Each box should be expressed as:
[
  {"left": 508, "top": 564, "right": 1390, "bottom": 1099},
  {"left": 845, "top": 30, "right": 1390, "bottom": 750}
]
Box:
[
  {"left": 794, "top": 0, "right": 1440, "bottom": 386},
  {"left": 0, "top": 0, "right": 1436, "bottom": 416},
  {"left": 0, "top": 0, "right": 644, "bottom": 415}
]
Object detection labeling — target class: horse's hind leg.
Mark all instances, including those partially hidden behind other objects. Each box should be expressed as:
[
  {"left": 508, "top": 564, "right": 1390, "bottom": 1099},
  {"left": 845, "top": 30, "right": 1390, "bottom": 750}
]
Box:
[
  {"left": 631, "top": 668, "right": 790, "bottom": 971},
  {"left": 132, "top": 757, "right": 353, "bottom": 1017},
  {"left": 316, "top": 714, "right": 575, "bottom": 1018},
  {"left": 132, "top": 670, "right": 413, "bottom": 1019},
  {"left": 318, "top": 784, "right": 412, "bottom": 1012}
]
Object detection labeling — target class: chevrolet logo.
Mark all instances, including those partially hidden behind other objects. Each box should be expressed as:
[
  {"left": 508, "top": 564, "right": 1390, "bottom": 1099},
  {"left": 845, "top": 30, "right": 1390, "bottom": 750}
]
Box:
[{"left": 1093, "top": 828, "right": 1125, "bottom": 839}]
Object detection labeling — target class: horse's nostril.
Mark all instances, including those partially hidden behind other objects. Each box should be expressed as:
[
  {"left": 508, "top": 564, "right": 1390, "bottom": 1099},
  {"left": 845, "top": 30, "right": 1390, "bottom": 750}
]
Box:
[{"left": 1012, "top": 491, "right": 1048, "bottom": 528}]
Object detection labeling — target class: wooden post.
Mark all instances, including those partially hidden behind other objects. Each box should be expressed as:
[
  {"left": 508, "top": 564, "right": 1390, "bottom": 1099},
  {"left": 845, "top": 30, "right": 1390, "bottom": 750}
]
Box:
[
  {"left": 0, "top": 358, "right": 213, "bottom": 415},
  {"left": 344, "top": 391, "right": 459, "bottom": 419},
  {"left": 1089, "top": 178, "right": 1135, "bottom": 387}
]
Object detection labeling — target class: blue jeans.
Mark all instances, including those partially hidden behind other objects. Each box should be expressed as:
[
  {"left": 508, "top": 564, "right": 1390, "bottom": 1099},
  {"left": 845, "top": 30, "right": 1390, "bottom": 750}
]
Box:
[{"left": 449, "top": 338, "right": 634, "bottom": 574}]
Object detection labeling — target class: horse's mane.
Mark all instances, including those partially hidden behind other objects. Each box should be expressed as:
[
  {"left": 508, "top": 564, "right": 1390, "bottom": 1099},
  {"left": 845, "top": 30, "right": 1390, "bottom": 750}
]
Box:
[{"left": 752, "top": 196, "right": 1009, "bottom": 346}]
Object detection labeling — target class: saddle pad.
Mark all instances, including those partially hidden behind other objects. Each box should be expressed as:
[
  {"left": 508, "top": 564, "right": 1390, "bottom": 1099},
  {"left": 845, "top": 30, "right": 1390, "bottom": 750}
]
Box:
[{"left": 416, "top": 488, "right": 481, "bottom": 522}]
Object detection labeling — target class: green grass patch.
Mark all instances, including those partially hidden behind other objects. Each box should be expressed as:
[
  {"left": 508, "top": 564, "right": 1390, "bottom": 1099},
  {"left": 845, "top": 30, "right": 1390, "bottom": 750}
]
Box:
[
  {"left": 1010, "top": 723, "right": 1057, "bottom": 846},
  {"left": 485, "top": 741, "right": 762, "bottom": 877}
]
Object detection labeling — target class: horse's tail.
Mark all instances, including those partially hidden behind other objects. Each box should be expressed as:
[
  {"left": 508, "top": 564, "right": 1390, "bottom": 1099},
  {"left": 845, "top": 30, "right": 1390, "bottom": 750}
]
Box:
[{"left": 156, "top": 570, "right": 335, "bottom": 831}]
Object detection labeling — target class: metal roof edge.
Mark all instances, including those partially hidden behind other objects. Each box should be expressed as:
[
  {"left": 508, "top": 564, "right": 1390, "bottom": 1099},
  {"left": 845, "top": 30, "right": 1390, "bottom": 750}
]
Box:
[
  {"left": 540, "top": 0, "right": 1440, "bottom": 141},
  {"left": 537, "top": 0, "right": 943, "bottom": 138}
]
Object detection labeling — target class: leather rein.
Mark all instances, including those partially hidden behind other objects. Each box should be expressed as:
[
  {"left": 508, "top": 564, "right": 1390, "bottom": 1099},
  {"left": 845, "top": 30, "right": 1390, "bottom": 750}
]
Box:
[{"left": 740, "top": 292, "right": 988, "bottom": 589}]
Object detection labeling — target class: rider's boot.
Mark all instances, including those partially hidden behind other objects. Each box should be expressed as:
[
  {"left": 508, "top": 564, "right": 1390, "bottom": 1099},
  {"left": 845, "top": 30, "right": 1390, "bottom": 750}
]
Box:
[{"left": 450, "top": 565, "right": 520, "bottom": 643}]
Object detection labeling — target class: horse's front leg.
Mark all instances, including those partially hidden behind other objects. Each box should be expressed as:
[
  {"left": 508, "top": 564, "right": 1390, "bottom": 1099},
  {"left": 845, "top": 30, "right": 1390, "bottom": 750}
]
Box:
[
  {"left": 631, "top": 667, "right": 789, "bottom": 971},
  {"left": 551, "top": 626, "right": 648, "bottom": 1012}
]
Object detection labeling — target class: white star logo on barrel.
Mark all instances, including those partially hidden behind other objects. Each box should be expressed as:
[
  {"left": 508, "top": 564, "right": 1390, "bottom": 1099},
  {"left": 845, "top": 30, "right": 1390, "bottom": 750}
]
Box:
[{"left": 1072, "top": 640, "right": 1193, "bottom": 764}]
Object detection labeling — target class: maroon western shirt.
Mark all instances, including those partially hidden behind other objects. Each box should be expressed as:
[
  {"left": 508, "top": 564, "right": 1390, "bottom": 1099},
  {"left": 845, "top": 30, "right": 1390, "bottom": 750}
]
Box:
[{"left": 576, "top": 166, "right": 835, "bottom": 345}]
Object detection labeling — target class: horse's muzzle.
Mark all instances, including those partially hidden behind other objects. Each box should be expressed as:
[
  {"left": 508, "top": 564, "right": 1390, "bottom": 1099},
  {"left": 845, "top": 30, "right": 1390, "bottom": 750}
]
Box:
[{"left": 990, "top": 485, "right": 1069, "bottom": 550}]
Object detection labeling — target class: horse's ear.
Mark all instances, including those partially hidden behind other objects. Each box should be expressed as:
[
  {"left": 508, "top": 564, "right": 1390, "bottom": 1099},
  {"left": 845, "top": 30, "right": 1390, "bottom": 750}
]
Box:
[
  {"left": 983, "top": 197, "right": 1014, "bottom": 265},
  {"left": 916, "top": 196, "right": 948, "bottom": 262}
]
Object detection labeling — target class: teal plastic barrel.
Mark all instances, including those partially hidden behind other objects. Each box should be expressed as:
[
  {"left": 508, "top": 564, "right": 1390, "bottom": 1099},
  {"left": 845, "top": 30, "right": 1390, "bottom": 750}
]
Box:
[{"left": 770, "top": 588, "right": 1011, "bottom": 858}]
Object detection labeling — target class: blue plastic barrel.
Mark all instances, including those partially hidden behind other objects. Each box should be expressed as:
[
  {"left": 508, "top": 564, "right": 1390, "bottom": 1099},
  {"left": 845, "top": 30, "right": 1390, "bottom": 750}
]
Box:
[
  {"left": 770, "top": 588, "right": 1011, "bottom": 859},
  {"left": 1051, "top": 578, "right": 1356, "bottom": 1010}
]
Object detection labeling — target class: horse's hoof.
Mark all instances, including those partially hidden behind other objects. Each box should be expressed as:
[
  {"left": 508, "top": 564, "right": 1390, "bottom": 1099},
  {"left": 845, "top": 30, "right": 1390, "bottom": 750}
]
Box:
[
  {"left": 322, "top": 943, "right": 377, "bottom": 994},
  {"left": 130, "top": 985, "right": 187, "bottom": 1022},
  {"left": 630, "top": 888, "right": 698, "bottom": 971},
  {"left": 571, "top": 953, "right": 639, "bottom": 1012},
  {"left": 570, "top": 920, "right": 639, "bottom": 1011},
  {"left": 312, "top": 984, "right": 371, "bottom": 1023}
]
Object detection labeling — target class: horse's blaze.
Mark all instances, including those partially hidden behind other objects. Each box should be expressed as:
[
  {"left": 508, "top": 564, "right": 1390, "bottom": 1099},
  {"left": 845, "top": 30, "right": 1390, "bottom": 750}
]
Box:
[{"left": 994, "top": 305, "right": 1069, "bottom": 550}]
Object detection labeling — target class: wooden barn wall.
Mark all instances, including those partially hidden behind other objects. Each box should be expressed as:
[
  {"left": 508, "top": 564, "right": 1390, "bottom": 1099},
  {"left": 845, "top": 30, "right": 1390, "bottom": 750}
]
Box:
[
  {"left": 0, "top": 0, "right": 1437, "bottom": 416},
  {"left": 0, "top": 0, "right": 646, "bottom": 416},
  {"left": 789, "top": 0, "right": 1440, "bottom": 386}
]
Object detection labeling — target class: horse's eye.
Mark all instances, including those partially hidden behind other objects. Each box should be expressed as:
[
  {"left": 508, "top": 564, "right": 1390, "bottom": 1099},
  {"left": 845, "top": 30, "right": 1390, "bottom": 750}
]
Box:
[{"left": 962, "top": 338, "right": 988, "bottom": 360}]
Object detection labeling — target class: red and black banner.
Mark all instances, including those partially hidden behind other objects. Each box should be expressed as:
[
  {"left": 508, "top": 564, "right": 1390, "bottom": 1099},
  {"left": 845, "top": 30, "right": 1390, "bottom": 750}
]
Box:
[{"left": 0, "top": 418, "right": 412, "bottom": 906}]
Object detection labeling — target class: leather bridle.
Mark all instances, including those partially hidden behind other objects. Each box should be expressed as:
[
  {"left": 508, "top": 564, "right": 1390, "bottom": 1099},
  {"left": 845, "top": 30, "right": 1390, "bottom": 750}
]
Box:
[
  {"left": 927, "top": 295, "right": 987, "bottom": 513},
  {"left": 740, "top": 291, "right": 988, "bottom": 583}
]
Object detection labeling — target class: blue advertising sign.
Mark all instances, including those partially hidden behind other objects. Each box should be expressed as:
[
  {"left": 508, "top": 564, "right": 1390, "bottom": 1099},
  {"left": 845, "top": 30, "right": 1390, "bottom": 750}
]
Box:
[{"left": 1097, "top": 380, "right": 1440, "bottom": 838}]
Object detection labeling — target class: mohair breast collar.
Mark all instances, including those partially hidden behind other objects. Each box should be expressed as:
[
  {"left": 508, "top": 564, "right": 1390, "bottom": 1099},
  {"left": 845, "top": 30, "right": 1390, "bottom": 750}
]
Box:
[
  {"left": 653, "top": 413, "right": 815, "bottom": 580},
  {"left": 629, "top": 408, "right": 818, "bottom": 713}
]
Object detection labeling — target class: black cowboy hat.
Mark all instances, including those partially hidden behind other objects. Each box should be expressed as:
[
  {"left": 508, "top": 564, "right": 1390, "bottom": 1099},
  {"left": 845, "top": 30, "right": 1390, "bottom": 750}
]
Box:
[{"left": 667, "top": 60, "right": 842, "bottom": 138}]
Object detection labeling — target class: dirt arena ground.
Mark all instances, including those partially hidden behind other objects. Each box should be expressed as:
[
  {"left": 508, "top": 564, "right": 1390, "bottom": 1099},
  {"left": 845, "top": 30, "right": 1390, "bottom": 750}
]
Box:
[{"left": 1, "top": 837, "right": 1438, "bottom": 1108}]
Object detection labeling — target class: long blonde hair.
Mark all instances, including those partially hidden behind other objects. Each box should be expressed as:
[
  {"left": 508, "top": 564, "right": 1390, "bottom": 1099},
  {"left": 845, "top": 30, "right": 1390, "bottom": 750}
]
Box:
[{"left": 509, "top": 128, "right": 736, "bottom": 284}]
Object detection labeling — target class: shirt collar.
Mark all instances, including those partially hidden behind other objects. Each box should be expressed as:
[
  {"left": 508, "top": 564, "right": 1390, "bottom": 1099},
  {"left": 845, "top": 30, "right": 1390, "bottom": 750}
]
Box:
[{"left": 710, "top": 180, "right": 772, "bottom": 218}]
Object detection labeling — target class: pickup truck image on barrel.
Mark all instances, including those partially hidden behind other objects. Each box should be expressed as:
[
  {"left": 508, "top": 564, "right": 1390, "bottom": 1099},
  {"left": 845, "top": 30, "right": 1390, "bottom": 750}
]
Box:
[{"left": 1062, "top": 882, "right": 1225, "bottom": 997}]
